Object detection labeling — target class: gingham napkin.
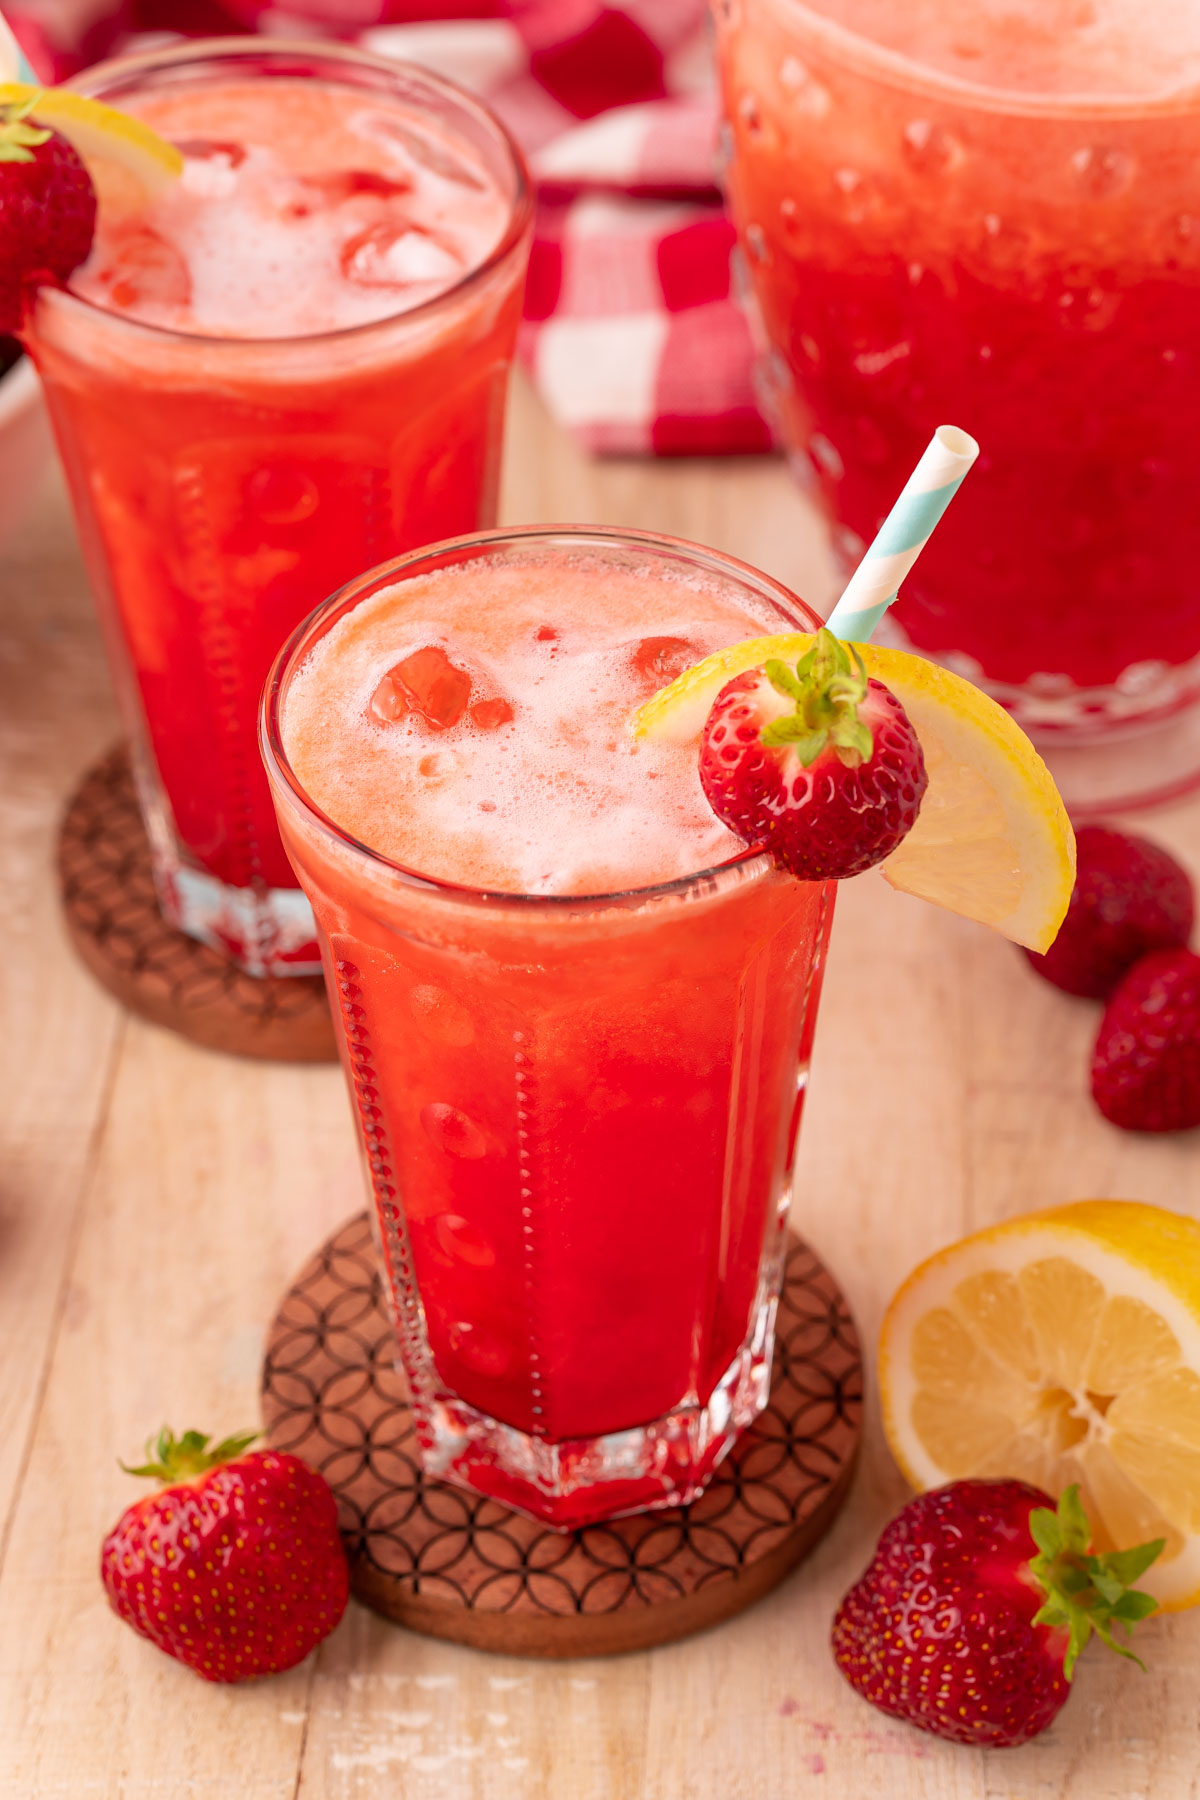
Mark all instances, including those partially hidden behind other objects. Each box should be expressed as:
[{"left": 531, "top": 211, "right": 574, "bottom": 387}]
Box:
[{"left": 6, "top": 0, "right": 771, "bottom": 455}]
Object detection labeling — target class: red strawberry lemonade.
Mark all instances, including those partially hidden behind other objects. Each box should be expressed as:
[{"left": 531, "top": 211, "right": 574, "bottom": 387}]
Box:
[
  {"left": 23, "top": 41, "right": 531, "bottom": 974},
  {"left": 263, "top": 528, "right": 834, "bottom": 1526},
  {"left": 715, "top": 0, "right": 1200, "bottom": 809}
]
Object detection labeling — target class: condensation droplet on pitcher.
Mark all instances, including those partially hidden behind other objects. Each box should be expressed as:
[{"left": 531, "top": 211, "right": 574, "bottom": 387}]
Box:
[
  {"left": 800, "top": 332, "right": 821, "bottom": 365},
  {"left": 852, "top": 340, "right": 911, "bottom": 378},
  {"left": 901, "top": 119, "right": 963, "bottom": 176},
  {"left": 745, "top": 221, "right": 768, "bottom": 263},
  {"left": 715, "top": 118, "right": 734, "bottom": 178},
  {"left": 1175, "top": 214, "right": 1196, "bottom": 244},
  {"left": 1071, "top": 145, "right": 1134, "bottom": 200},
  {"left": 1116, "top": 659, "right": 1170, "bottom": 698},
  {"left": 808, "top": 433, "right": 844, "bottom": 480},
  {"left": 832, "top": 524, "right": 866, "bottom": 564},
  {"left": 778, "top": 55, "right": 830, "bottom": 118},
  {"left": 737, "top": 91, "right": 763, "bottom": 138}
]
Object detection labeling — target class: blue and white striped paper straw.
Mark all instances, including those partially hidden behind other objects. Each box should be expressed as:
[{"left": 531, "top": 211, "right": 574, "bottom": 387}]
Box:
[
  {"left": 0, "top": 11, "right": 39, "bottom": 82},
  {"left": 825, "top": 424, "right": 979, "bottom": 642}
]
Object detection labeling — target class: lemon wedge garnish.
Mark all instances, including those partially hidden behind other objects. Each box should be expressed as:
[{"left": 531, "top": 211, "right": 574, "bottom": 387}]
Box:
[
  {"left": 0, "top": 81, "right": 182, "bottom": 190},
  {"left": 878, "top": 1201, "right": 1200, "bottom": 1610},
  {"left": 632, "top": 633, "right": 1075, "bottom": 953}
]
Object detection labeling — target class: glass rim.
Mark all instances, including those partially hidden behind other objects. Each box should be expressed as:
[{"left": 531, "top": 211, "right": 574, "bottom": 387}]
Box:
[
  {"left": 260, "top": 523, "right": 822, "bottom": 912},
  {"left": 765, "top": 0, "right": 1200, "bottom": 120},
  {"left": 51, "top": 35, "right": 534, "bottom": 351}
]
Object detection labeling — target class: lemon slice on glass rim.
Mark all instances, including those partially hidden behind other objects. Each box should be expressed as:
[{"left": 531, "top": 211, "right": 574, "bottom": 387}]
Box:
[
  {"left": 878, "top": 1200, "right": 1200, "bottom": 1610},
  {"left": 632, "top": 632, "right": 1075, "bottom": 954},
  {"left": 0, "top": 80, "right": 182, "bottom": 190}
]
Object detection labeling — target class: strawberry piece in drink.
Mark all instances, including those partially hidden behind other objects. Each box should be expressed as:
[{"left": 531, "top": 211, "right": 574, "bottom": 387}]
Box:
[
  {"left": 97, "top": 222, "right": 191, "bottom": 312},
  {"left": 832, "top": 1480, "right": 1162, "bottom": 1748},
  {"left": 630, "top": 635, "right": 699, "bottom": 689},
  {"left": 369, "top": 643, "right": 473, "bottom": 729},
  {"left": 699, "top": 628, "right": 928, "bottom": 882}
]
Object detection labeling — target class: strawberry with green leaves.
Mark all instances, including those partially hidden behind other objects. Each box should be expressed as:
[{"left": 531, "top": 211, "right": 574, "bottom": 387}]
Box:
[
  {"left": 100, "top": 1427, "right": 349, "bottom": 1683},
  {"left": 1, "top": 93, "right": 96, "bottom": 333},
  {"left": 832, "top": 1480, "right": 1162, "bottom": 1747},
  {"left": 699, "top": 629, "right": 928, "bottom": 882}
]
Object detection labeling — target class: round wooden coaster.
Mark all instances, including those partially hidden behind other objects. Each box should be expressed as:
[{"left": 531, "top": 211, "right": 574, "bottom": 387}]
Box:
[
  {"left": 262, "top": 1212, "right": 863, "bottom": 1658},
  {"left": 57, "top": 744, "right": 336, "bottom": 1063}
]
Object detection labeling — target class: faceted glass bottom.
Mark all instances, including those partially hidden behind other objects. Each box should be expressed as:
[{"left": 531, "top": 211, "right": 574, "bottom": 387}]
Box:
[{"left": 375, "top": 1197, "right": 788, "bottom": 1531}]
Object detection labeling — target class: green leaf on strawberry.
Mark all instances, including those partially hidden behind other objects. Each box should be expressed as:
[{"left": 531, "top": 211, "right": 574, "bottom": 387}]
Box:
[{"left": 1028, "top": 1484, "right": 1164, "bottom": 1678}]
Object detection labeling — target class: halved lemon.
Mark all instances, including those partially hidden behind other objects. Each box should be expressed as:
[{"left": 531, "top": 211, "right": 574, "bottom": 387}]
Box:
[
  {"left": 879, "top": 1201, "right": 1200, "bottom": 1610},
  {"left": 632, "top": 634, "right": 1075, "bottom": 953},
  {"left": 0, "top": 82, "right": 182, "bottom": 190}
]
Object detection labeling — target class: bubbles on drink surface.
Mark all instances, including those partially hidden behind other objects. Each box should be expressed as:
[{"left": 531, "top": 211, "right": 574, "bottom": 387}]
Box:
[
  {"left": 281, "top": 556, "right": 794, "bottom": 894},
  {"left": 69, "top": 80, "right": 510, "bottom": 336}
]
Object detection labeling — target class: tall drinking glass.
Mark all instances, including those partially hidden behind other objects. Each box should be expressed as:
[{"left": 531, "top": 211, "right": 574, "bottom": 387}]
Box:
[
  {"left": 24, "top": 40, "right": 532, "bottom": 973},
  {"left": 714, "top": 0, "right": 1200, "bottom": 811},
  {"left": 262, "top": 526, "right": 834, "bottom": 1527}
]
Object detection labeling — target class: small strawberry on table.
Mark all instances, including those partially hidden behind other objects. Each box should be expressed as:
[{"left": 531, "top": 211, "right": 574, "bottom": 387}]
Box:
[
  {"left": 100, "top": 1428, "right": 349, "bottom": 1682},
  {"left": 1024, "top": 823, "right": 1194, "bottom": 998},
  {"left": 1091, "top": 947, "right": 1200, "bottom": 1133}
]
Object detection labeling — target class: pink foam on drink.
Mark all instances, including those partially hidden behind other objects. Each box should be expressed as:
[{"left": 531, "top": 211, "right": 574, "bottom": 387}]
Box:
[
  {"left": 281, "top": 555, "right": 785, "bottom": 895},
  {"left": 71, "top": 80, "right": 510, "bottom": 337}
]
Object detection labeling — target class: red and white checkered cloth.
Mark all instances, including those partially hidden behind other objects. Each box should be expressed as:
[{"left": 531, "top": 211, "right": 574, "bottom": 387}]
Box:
[{"left": 7, "top": 0, "right": 771, "bottom": 455}]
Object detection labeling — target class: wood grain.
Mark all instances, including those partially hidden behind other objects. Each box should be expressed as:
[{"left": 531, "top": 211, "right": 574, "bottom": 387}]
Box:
[{"left": 0, "top": 373, "right": 1197, "bottom": 1797}]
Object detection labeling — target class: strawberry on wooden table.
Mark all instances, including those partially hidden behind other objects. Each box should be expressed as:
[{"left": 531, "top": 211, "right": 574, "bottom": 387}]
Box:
[
  {"left": 100, "top": 1427, "right": 349, "bottom": 1682},
  {"left": 832, "top": 1480, "right": 1162, "bottom": 1748},
  {"left": 0, "top": 94, "right": 96, "bottom": 333},
  {"left": 1090, "top": 947, "right": 1200, "bottom": 1132},
  {"left": 1025, "top": 825, "right": 1194, "bottom": 999},
  {"left": 698, "top": 629, "right": 928, "bottom": 882}
]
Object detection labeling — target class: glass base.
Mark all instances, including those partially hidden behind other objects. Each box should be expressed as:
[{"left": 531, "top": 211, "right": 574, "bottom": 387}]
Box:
[
  {"left": 417, "top": 1305, "right": 780, "bottom": 1531},
  {"left": 374, "top": 1189, "right": 788, "bottom": 1531},
  {"left": 153, "top": 855, "right": 321, "bottom": 977},
  {"left": 417, "top": 1303, "right": 784, "bottom": 1526}
]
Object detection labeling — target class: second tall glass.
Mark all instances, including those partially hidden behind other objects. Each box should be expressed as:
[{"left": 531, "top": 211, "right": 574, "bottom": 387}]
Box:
[{"left": 25, "top": 39, "right": 532, "bottom": 974}]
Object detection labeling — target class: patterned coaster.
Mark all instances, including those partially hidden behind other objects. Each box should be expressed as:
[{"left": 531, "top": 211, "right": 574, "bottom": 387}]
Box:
[
  {"left": 57, "top": 744, "right": 336, "bottom": 1062},
  {"left": 262, "top": 1212, "right": 863, "bottom": 1658}
]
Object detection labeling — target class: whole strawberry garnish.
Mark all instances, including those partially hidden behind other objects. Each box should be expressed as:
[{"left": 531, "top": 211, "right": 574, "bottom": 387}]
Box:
[
  {"left": 0, "top": 96, "right": 97, "bottom": 333},
  {"left": 1025, "top": 825, "right": 1193, "bottom": 998},
  {"left": 1090, "top": 947, "right": 1200, "bottom": 1132},
  {"left": 832, "top": 1481, "right": 1161, "bottom": 1748},
  {"left": 100, "top": 1428, "right": 349, "bottom": 1682},
  {"left": 699, "top": 629, "right": 928, "bottom": 881}
]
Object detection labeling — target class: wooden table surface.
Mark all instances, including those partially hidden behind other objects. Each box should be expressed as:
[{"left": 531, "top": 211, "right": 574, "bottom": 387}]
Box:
[{"left": 1, "top": 374, "right": 1198, "bottom": 1800}]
